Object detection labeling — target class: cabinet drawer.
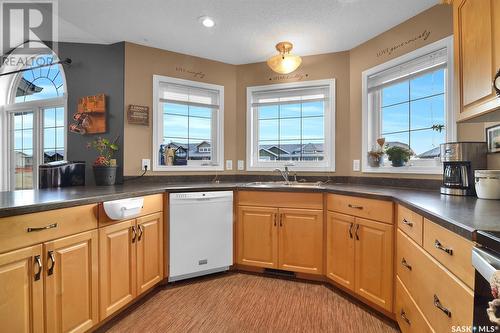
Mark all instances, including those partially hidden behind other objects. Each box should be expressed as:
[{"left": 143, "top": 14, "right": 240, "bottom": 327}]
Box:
[
  {"left": 238, "top": 191, "right": 323, "bottom": 210},
  {"left": 423, "top": 219, "right": 474, "bottom": 289},
  {"left": 396, "top": 277, "right": 434, "bottom": 333},
  {"left": 98, "top": 193, "right": 164, "bottom": 225},
  {"left": 397, "top": 204, "right": 423, "bottom": 245},
  {"left": 397, "top": 230, "right": 473, "bottom": 333},
  {"left": 0, "top": 204, "right": 98, "bottom": 254},
  {"left": 327, "top": 194, "right": 393, "bottom": 224}
]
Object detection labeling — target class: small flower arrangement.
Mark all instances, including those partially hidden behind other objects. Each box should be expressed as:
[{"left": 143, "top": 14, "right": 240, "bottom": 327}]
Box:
[
  {"left": 385, "top": 146, "right": 413, "bottom": 167},
  {"left": 87, "top": 137, "right": 119, "bottom": 166},
  {"left": 367, "top": 138, "right": 386, "bottom": 167}
]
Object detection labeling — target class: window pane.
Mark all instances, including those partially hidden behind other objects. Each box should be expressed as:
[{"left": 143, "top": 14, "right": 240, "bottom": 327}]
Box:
[
  {"left": 56, "top": 127, "right": 64, "bottom": 148},
  {"left": 55, "top": 107, "right": 64, "bottom": 127},
  {"left": 410, "top": 94, "right": 445, "bottom": 131},
  {"left": 382, "top": 81, "right": 409, "bottom": 107},
  {"left": 259, "top": 119, "right": 278, "bottom": 142},
  {"left": 302, "top": 117, "right": 324, "bottom": 140},
  {"left": 22, "top": 130, "right": 33, "bottom": 149},
  {"left": 189, "top": 116, "right": 211, "bottom": 140},
  {"left": 14, "top": 150, "right": 33, "bottom": 190},
  {"left": 258, "top": 105, "right": 278, "bottom": 119},
  {"left": 384, "top": 132, "right": 410, "bottom": 149},
  {"left": 278, "top": 140, "right": 300, "bottom": 161},
  {"left": 14, "top": 114, "right": 23, "bottom": 129},
  {"left": 280, "top": 104, "right": 300, "bottom": 118},
  {"left": 299, "top": 140, "right": 324, "bottom": 161},
  {"left": 302, "top": 101, "right": 324, "bottom": 117},
  {"left": 410, "top": 129, "right": 445, "bottom": 158},
  {"left": 280, "top": 118, "right": 300, "bottom": 140},
  {"left": 163, "top": 114, "right": 188, "bottom": 138},
  {"left": 410, "top": 68, "right": 445, "bottom": 100},
  {"left": 188, "top": 140, "right": 212, "bottom": 161},
  {"left": 163, "top": 102, "right": 188, "bottom": 116},
  {"left": 22, "top": 113, "right": 33, "bottom": 129},
  {"left": 381, "top": 103, "right": 409, "bottom": 135},
  {"left": 44, "top": 108, "right": 55, "bottom": 127},
  {"left": 190, "top": 106, "right": 212, "bottom": 118},
  {"left": 258, "top": 143, "right": 278, "bottom": 161},
  {"left": 44, "top": 128, "right": 56, "bottom": 149}
]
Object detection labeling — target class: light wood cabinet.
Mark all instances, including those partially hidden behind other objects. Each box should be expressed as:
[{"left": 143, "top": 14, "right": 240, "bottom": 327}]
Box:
[
  {"left": 278, "top": 208, "right": 323, "bottom": 275},
  {"left": 395, "top": 277, "right": 434, "bottom": 333},
  {"left": 0, "top": 245, "right": 44, "bottom": 333},
  {"left": 453, "top": 0, "right": 500, "bottom": 120},
  {"left": 44, "top": 230, "right": 99, "bottom": 333},
  {"left": 137, "top": 212, "right": 164, "bottom": 295},
  {"left": 326, "top": 212, "right": 355, "bottom": 290}
]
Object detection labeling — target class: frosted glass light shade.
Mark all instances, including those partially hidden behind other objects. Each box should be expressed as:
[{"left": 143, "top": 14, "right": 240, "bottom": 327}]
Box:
[{"left": 267, "top": 54, "right": 302, "bottom": 74}]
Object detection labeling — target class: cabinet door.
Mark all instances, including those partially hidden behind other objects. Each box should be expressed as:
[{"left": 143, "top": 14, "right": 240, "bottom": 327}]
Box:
[
  {"left": 44, "top": 230, "right": 98, "bottom": 333},
  {"left": 454, "top": 0, "right": 500, "bottom": 119},
  {"left": 278, "top": 208, "right": 323, "bottom": 275},
  {"left": 136, "top": 212, "right": 164, "bottom": 295},
  {"left": 99, "top": 219, "right": 137, "bottom": 319},
  {"left": 354, "top": 218, "right": 394, "bottom": 312},
  {"left": 0, "top": 245, "right": 43, "bottom": 333},
  {"left": 326, "top": 212, "right": 355, "bottom": 290},
  {"left": 237, "top": 206, "right": 278, "bottom": 268}
]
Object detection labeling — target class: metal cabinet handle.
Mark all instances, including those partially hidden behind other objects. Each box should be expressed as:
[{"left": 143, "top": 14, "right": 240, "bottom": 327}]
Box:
[
  {"left": 434, "top": 239, "right": 453, "bottom": 256},
  {"left": 279, "top": 214, "right": 284, "bottom": 227},
  {"left": 348, "top": 223, "right": 353, "bottom": 239},
  {"left": 402, "top": 219, "right": 413, "bottom": 227},
  {"left": 27, "top": 223, "right": 57, "bottom": 233},
  {"left": 433, "top": 294, "right": 452, "bottom": 317},
  {"left": 348, "top": 204, "right": 363, "bottom": 210},
  {"left": 131, "top": 226, "right": 137, "bottom": 243},
  {"left": 401, "top": 257, "right": 412, "bottom": 271},
  {"left": 400, "top": 310, "right": 411, "bottom": 325},
  {"left": 138, "top": 225, "right": 144, "bottom": 241},
  {"left": 47, "top": 251, "right": 55, "bottom": 276},
  {"left": 273, "top": 214, "right": 277, "bottom": 227},
  {"left": 355, "top": 224, "right": 360, "bottom": 240},
  {"left": 34, "top": 255, "right": 42, "bottom": 281}
]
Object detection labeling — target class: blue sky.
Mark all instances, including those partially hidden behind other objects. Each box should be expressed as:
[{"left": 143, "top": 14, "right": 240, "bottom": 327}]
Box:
[{"left": 163, "top": 103, "right": 213, "bottom": 145}]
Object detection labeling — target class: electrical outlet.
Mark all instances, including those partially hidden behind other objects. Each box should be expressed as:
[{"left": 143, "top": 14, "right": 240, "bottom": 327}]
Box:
[
  {"left": 225, "top": 160, "right": 233, "bottom": 170},
  {"left": 141, "top": 159, "right": 151, "bottom": 171},
  {"left": 237, "top": 160, "right": 245, "bottom": 171},
  {"left": 353, "top": 159, "right": 360, "bottom": 172}
]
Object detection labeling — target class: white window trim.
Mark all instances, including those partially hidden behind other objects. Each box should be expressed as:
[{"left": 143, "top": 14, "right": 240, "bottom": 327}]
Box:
[
  {"left": 361, "top": 36, "right": 455, "bottom": 175},
  {"left": 246, "top": 79, "right": 336, "bottom": 172},
  {"left": 152, "top": 75, "right": 224, "bottom": 172}
]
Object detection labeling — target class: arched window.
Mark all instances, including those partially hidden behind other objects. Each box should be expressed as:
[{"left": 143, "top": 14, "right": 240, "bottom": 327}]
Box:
[{"left": 3, "top": 53, "right": 66, "bottom": 190}]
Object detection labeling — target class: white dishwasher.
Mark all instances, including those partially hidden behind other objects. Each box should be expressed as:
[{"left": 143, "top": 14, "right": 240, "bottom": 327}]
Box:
[{"left": 169, "top": 191, "right": 233, "bottom": 282}]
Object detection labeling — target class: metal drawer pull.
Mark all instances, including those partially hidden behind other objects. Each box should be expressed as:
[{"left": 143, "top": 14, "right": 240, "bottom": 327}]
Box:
[
  {"left": 401, "top": 257, "right": 412, "bottom": 271},
  {"left": 400, "top": 310, "right": 411, "bottom": 325},
  {"left": 434, "top": 239, "right": 453, "bottom": 256},
  {"left": 27, "top": 223, "right": 57, "bottom": 232},
  {"left": 402, "top": 219, "right": 413, "bottom": 227},
  {"left": 348, "top": 223, "right": 353, "bottom": 239},
  {"left": 348, "top": 204, "right": 363, "bottom": 210},
  {"left": 355, "top": 224, "right": 360, "bottom": 240},
  {"left": 34, "top": 255, "right": 42, "bottom": 281},
  {"left": 131, "top": 226, "right": 137, "bottom": 243},
  {"left": 47, "top": 251, "right": 56, "bottom": 276},
  {"left": 433, "top": 294, "right": 452, "bottom": 317},
  {"left": 138, "top": 225, "right": 144, "bottom": 241}
]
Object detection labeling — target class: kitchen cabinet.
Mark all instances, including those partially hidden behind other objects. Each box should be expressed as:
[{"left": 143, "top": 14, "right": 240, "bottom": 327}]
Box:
[
  {"left": 453, "top": 0, "right": 500, "bottom": 120},
  {"left": 326, "top": 212, "right": 355, "bottom": 290},
  {"left": 44, "top": 230, "right": 99, "bottom": 333},
  {"left": 99, "top": 213, "right": 164, "bottom": 319},
  {"left": 0, "top": 245, "right": 44, "bottom": 333}
]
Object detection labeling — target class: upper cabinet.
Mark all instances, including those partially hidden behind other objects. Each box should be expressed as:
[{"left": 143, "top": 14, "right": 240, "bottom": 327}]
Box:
[{"left": 453, "top": 0, "right": 500, "bottom": 120}]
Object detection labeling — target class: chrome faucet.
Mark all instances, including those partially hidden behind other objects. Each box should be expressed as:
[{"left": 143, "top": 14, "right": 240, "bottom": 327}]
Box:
[{"left": 274, "top": 166, "right": 290, "bottom": 183}]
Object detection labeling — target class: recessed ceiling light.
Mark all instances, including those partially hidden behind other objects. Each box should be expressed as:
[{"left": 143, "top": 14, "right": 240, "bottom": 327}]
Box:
[{"left": 199, "top": 16, "right": 215, "bottom": 28}]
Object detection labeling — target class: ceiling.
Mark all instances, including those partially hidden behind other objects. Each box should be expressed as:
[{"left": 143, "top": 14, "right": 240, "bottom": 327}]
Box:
[{"left": 57, "top": 0, "right": 439, "bottom": 65}]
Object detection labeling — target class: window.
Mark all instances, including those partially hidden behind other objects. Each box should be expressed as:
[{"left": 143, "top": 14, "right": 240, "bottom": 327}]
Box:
[
  {"left": 152, "top": 75, "right": 224, "bottom": 171},
  {"left": 3, "top": 54, "right": 66, "bottom": 189},
  {"left": 247, "top": 79, "right": 335, "bottom": 171},
  {"left": 362, "top": 37, "right": 455, "bottom": 174}
]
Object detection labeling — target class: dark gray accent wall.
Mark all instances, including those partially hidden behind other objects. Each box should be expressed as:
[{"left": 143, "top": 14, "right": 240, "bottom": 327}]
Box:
[{"left": 57, "top": 42, "right": 125, "bottom": 184}]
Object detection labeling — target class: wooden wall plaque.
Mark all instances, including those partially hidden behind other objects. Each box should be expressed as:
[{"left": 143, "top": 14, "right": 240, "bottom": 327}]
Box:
[
  {"left": 69, "top": 93, "right": 106, "bottom": 134},
  {"left": 127, "top": 104, "right": 149, "bottom": 125}
]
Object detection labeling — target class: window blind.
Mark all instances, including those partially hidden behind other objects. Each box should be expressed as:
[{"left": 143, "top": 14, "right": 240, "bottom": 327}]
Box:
[
  {"left": 251, "top": 85, "right": 329, "bottom": 107},
  {"left": 159, "top": 82, "right": 220, "bottom": 109},
  {"left": 367, "top": 48, "right": 447, "bottom": 91}
]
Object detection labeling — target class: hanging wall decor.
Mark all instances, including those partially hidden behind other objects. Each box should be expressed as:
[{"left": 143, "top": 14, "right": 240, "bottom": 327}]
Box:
[
  {"left": 127, "top": 104, "right": 149, "bottom": 125},
  {"left": 69, "top": 93, "right": 107, "bottom": 134}
]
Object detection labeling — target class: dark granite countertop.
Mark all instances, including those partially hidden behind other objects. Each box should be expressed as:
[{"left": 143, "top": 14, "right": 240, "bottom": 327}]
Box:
[{"left": 1, "top": 181, "right": 499, "bottom": 240}]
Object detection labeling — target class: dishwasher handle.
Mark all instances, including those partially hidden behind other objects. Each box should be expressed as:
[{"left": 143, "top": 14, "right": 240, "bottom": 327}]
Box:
[{"left": 472, "top": 247, "right": 500, "bottom": 282}]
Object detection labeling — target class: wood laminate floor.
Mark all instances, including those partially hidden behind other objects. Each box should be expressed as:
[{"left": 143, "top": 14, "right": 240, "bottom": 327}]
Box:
[{"left": 102, "top": 272, "right": 400, "bottom": 333}]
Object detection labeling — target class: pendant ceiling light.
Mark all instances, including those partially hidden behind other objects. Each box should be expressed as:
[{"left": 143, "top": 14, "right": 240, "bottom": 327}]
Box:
[{"left": 267, "top": 41, "right": 302, "bottom": 74}]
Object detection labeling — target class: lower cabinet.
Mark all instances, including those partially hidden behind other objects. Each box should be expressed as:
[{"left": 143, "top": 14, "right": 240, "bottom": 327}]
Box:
[
  {"left": 99, "top": 213, "right": 164, "bottom": 319},
  {"left": 326, "top": 211, "right": 394, "bottom": 312},
  {"left": 237, "top": 205, "right": 323, "bottom": 275}
]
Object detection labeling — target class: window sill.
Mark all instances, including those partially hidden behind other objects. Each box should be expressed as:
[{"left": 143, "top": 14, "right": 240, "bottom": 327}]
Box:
[
  {"left": 362, "top": 165, "right": 443, "bottom": 175},
  {"left": 153, "top": 164, "right": 224, "bottom": 172}
]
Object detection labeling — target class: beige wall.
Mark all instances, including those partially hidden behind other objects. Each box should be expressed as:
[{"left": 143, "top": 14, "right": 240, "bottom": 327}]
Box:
[{"left": 124, "top": 4, "right": 498, "bottom": 177}]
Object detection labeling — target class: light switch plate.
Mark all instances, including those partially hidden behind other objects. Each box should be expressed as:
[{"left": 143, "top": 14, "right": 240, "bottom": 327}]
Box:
[
  {"left": 141, "top": 159, "right": 151, "bottom": 171},
  {"left": 226, "top": 160, "right": 233, "bottom": 170},
  {"left": 237, "top": 160, "right": 245, "bottom": 171},
  {"left": 353, "top": 159, "right": 360, "bottom": 171}
]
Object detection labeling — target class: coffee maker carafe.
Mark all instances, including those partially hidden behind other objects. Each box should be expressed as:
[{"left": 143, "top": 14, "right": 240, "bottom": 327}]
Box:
[{"left": 440, "top": 142, "right": 487, "bottom": 196}]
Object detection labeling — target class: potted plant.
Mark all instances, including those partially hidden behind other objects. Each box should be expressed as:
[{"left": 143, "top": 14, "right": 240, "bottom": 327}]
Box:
[
  {"left": 385, "top": 146, "right": 413, "bottom": 167},
  {"left": 87, "top": 137, "right": 119, "bottom": 185},
  {"left": 367, "top": 138, "right": 386, "bottom": 167}
]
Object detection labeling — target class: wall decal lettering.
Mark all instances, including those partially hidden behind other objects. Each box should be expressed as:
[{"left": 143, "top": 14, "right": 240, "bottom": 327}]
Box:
[
  {"left": 376, "top": 29, "right": 431, "bottom": 57},
  {"left": 175, "top": 66, "right": 205, "bottom": 79},
  {"left": 268, "top": 73, "right": 309, "bottom": 82}
]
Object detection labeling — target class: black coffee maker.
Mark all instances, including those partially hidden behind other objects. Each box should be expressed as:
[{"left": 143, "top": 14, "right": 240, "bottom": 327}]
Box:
[{"left": 440, "top": 142, "right": 487, "bottom": 196}]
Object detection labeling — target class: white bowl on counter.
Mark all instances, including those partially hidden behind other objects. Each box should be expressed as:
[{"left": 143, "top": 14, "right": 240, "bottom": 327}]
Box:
[{"left": 475, "top": 170, "right": 500, "bottom": 200}]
